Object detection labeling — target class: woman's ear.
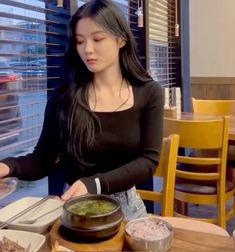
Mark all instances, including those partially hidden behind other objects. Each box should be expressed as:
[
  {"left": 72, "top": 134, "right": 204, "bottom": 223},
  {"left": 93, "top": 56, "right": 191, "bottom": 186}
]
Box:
[{"left": 118, "top": 38, "right": 126, "bottom": 48}]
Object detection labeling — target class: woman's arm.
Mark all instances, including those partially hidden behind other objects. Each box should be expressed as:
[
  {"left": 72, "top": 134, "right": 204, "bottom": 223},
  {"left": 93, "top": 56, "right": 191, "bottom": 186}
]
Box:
[{"left": 0, "top": 88, "right": 62, "bottom": 181}]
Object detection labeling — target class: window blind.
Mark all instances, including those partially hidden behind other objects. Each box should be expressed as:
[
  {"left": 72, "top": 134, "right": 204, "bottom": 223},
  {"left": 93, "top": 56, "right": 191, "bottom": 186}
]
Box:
[
  {"left": 129, "top": 0, "right": 147, "bottom": 69},
  {"left": 0, "top": 0, "right": 70, "bottom": 159},
  {"left": 77, "top": 0, "right": 128, "bottom": 15},
  {"left": 148, "top": 0, "right": 180, "bottom": 94}
]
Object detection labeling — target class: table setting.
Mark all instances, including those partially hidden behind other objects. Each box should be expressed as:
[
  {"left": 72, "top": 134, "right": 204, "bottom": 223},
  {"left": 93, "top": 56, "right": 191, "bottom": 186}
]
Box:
[
  {"left": 0, "top": 195, "right": 63, "bottom": 251},
  {"left": 0, "top": 193, "right": 234, "bottom": 252}
]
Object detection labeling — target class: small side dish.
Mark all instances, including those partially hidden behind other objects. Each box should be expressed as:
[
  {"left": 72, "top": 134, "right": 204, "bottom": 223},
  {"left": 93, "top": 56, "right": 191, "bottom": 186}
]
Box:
[
  {"left": 125, "top": 216, "right": 173, "bottom": 252},
  {"left": 126, "top": 218, "right": 171, "bottom": 241},
  {"left": 0, "top": 236, "right": 30, "bottom": 252},
  {"left": 0, "top": 230, "right": 45, "bottom": 252}
]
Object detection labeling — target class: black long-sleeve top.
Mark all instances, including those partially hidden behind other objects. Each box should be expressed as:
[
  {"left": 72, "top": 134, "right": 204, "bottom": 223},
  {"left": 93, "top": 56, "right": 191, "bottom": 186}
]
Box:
[{"left": 2, "top": 81, "right": 164, "bottom": 195}]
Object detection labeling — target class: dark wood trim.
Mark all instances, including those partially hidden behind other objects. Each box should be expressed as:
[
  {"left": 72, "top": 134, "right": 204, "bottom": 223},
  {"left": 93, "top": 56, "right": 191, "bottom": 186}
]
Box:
[
  {"left": 181, "top": 0, "right": 190, "bottom": 111},
  {"left": 191, "top": 77, "right": 235, "bottom": 85},
  {"left": 145, "top": 0, "right": 150, "bottom": 71}
]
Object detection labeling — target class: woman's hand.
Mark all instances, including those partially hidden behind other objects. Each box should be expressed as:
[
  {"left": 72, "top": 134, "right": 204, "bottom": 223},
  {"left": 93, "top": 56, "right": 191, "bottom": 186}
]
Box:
[
  {"left": 0, "top": 163, "right": 10, "bottom": 178},
  {"left": 61, "top": 180, "right": 88, "bottom": 201}
]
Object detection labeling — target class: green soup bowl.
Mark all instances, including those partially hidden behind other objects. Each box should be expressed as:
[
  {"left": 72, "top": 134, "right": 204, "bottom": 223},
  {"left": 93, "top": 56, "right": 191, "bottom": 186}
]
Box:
[{"left": 60, "top": 194, "right": 124, "bottom": 239}]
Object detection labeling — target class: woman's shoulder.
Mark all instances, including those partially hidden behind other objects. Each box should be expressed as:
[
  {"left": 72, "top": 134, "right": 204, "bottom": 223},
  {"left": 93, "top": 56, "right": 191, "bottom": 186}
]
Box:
[
  {"left": 134, "top": 80, "right": 163, "bottom": 97},
  {"left": 133, "top": 80, "right": 164, "bottom": 109}
]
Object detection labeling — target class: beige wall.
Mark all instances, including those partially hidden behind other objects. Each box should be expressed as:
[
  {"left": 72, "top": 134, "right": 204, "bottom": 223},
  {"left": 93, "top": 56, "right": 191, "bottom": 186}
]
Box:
[{"left": 189, "top": 0, "right": 235, "bottom": 77}]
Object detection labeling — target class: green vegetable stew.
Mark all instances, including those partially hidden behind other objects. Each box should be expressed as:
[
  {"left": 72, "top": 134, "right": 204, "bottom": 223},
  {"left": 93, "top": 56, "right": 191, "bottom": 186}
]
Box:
[{"left": 68, "top": 199, "right": 117, "bottom": 216}]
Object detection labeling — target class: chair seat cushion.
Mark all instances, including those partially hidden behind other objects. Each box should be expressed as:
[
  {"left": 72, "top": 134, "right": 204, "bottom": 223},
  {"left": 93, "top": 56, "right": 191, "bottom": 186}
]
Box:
[
  {"left": 175, "top": 179, "right": 235, "bottom": 194},
  {"left": 176, "top": 162, "right": 235, "bottom": 194}
]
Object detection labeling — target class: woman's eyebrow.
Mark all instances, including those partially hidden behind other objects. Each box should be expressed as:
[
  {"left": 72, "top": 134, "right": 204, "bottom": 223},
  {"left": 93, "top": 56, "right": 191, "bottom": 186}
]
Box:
[{"left": 75, "top": 31, "right": 106, "bottom": 37}]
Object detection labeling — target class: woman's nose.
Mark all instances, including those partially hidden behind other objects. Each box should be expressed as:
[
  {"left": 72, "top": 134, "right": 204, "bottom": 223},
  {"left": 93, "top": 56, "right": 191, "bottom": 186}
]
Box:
[{"left": 85, "top": 41, "right": 94, "bottom": 54}]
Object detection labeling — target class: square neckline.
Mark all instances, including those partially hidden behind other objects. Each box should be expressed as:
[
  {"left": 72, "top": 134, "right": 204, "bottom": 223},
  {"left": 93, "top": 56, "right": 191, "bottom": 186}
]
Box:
[{"left": 93, "top": 85, "right": 136, "bottom": 114}]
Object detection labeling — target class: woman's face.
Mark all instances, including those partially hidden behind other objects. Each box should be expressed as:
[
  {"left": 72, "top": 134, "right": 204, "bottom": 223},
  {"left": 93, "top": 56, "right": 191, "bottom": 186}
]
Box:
[{"left": 75, "top": 17, "right": 124, "bottom": 73}]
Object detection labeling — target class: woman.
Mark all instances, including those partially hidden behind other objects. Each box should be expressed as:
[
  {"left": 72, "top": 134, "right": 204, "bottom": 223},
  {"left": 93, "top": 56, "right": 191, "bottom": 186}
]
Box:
[{"left": 0, "top": 0, "right": 164, "bottom": 220}]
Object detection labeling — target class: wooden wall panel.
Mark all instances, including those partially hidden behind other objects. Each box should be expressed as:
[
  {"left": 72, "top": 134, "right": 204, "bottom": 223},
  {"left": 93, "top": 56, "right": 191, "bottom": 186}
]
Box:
[
  {"left": 229, "top": 85, "right": 235, "bottom": 99},
  {"left": 190, "top": 77, "right": 235, "bottom": 99}
]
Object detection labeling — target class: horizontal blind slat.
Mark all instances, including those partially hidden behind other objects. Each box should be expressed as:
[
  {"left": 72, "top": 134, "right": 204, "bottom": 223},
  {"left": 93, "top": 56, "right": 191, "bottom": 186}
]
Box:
[
  {"left": 0, "top": 11, "right": 58, "bottom": 25},
  {"left": 0, "top": 0, "right": 56, "bottom": 14}
]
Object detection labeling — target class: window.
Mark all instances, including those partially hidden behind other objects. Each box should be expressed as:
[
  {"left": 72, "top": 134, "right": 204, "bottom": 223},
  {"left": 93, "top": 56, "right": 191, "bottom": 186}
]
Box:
[
  {"left": 148, "top": 0, "right": 179, "bottom": 86},
  {"left": 148, "top": 0, "right": 181, "bottom": 106},
  {"left": 0, "top": 1, "right": 46, "bottom": 159},
  {"left": 0, "top": 0, "right": 69, "bottom": 159}
]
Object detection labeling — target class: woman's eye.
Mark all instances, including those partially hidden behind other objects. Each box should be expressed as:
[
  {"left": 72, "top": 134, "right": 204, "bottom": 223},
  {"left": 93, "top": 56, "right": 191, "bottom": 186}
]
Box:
[
  {"left": 77, "top": 40, "right": 84, "bottom": 45},
  {"left": 94, "top": 38, "right": 104, "bottom": 42}
]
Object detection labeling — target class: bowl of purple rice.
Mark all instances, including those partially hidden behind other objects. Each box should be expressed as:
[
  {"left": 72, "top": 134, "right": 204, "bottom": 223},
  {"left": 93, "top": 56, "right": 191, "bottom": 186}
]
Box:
[{"left": 125, "top": 216, "right": 173, "bottom": 251}]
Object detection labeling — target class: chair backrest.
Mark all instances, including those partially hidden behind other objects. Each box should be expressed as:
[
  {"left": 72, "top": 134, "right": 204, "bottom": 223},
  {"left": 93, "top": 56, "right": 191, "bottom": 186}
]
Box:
[
  {"left": 191, "top": 97, "right": 235, "bottom": 116},
  {"left": 137, "top": 134, "right": 179, "bottom": 216},
  {"left": 163, "top": 116, "right": 230, "bottom": 188}
]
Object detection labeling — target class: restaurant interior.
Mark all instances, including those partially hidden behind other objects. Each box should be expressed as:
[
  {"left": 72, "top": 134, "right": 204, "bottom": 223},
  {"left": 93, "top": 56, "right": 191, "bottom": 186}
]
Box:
[{"left": 0, "top": 0, "right": 235, "bottom": 251}]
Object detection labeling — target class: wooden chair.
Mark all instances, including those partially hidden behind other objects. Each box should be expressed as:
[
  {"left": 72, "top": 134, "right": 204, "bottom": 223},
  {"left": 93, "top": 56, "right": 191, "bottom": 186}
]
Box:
[
  {"left": 137, "top": 134, "right": 179, "bottom": 216},
  {"left": 163, "top": 116, "right": 235, "bottom": 228},
  {"left": 191, "top": 97, "right": 235, "bottom": 116},
  {"left": 191, "top": 96, "right": 235, "bottom": 169}
]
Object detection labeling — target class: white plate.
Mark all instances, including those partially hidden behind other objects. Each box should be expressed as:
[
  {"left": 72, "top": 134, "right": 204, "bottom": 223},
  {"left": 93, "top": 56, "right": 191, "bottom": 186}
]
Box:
[
  {"left": 0, "top": 229, "right": 45, "bottom": 252},
  {"left": 0, "top": 177, "right": 18, "bottom": 199},
  {"left": 0, "top": 197, "right": 64, "bottom": 233}
]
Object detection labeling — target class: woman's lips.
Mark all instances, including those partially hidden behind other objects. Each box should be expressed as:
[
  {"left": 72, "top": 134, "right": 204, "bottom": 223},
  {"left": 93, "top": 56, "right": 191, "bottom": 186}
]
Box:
[{"left": 86, "top": 59, "right": 97, "bottom": 64}]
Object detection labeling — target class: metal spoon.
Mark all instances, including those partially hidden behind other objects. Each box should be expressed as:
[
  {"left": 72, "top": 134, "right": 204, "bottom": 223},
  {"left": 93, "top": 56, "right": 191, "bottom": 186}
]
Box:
[{"left": 17, "top": 205, "right": 62, "bottom": 224}]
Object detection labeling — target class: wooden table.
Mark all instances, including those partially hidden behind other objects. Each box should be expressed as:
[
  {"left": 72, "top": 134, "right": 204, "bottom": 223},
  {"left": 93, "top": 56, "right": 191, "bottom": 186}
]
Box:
[
  {"left": 168, "top": 227, "right": 234, "bottom": 251},
  {"left": 41, "top": 219, "right": 234, "bottom": 252},
  {"left": 41, "top": 227, "right": 234, "bottom": 251}
]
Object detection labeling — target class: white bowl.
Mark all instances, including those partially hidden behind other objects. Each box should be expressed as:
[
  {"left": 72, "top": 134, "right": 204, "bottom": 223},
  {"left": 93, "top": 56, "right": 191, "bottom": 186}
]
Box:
[
  {"left": 125, "top": 216, "right": 173, "bottom": 252},
  {"left": 0, "top": 229, "right": 45, "bottom": 252},
  {"left": 0, "top": 197, "right": 64, "bottom": 233}
]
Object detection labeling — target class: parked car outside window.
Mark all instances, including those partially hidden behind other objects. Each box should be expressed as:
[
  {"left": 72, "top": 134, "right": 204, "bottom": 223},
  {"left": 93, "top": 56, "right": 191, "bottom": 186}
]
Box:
[
  {"left": 9, "top": 61, "right": 46, "bottom": 79},
  {"left": 9, "top": 60, "right": 47, "bottom": 90},
  {"left": 0, "top": 57, "right": 22, "bottom": 155}
]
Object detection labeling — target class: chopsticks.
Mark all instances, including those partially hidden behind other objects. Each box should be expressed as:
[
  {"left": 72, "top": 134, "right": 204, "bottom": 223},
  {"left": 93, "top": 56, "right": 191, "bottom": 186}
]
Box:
[{"left": 0, "top": 195, "right": 53, "bottom": 229}]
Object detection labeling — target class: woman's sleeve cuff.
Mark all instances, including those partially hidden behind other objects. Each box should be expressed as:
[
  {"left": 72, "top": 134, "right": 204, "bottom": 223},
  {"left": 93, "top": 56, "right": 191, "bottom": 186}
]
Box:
[
  {"left": 80, "top": 177, "right": 100, "bottom": 194},
  {"left": 94, "top": 177, "right": 101, "bottom": 194}
]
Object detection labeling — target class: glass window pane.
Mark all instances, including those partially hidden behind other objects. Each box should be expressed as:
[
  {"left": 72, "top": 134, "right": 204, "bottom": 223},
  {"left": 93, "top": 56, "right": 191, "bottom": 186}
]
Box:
[{"left": 0, "top": 2, "right": 47, "bottom": 159}]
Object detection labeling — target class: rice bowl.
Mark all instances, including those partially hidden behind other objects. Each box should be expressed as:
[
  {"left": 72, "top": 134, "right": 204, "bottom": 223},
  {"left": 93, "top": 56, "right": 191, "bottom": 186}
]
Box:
[{"left": 125, "top": 216, "right": 173, "bottom": 252}]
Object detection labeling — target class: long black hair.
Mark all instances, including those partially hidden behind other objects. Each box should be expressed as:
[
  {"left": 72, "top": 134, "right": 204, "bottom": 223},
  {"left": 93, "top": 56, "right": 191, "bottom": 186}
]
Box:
[{"left": 60, "top": 0, "right": 152, "bottom": 166}]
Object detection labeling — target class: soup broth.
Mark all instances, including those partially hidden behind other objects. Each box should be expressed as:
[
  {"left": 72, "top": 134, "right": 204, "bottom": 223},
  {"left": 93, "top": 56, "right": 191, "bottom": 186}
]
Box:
[{"left": 68, "top": 199, "right": 117, "bottom": 216}]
